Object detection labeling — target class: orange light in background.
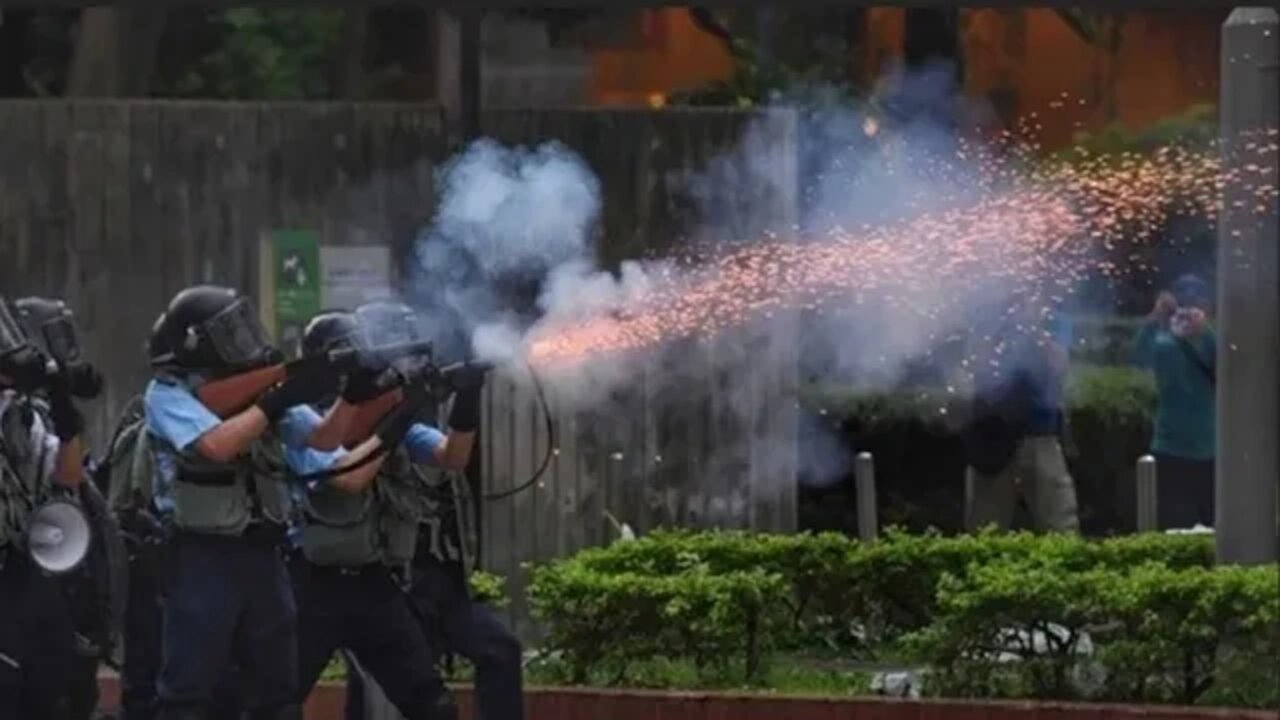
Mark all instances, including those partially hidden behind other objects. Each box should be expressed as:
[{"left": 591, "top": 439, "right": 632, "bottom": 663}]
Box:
[{"left": 648, "top": 93, "right": 667, "bottom": 108}]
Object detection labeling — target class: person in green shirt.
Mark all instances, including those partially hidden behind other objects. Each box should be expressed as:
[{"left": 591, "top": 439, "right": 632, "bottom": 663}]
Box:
[{"left": 1131, "top": 274, "right": 1216, "bottom": 529}]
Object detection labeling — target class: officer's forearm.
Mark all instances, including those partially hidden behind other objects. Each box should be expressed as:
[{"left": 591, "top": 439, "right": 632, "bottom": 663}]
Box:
[
  {"left": 52, "top": 436, "right": 86, "bottom": 488},
  {"left": 436, "top": 430, "right": 475, "bottom": 473},
  {"left": 307, "top": 400, "right": 358, "bottom": 451},
  {"left": 328, "top": 436, "right": 387, "bottom": 494},
  {"left": 194, "top": 406, "right": 270, "bottom": 463}
]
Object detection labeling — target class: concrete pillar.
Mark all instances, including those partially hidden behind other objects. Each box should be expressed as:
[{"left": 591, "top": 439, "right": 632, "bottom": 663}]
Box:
[
  {"left": 1216, "top": 7, "right": 1280, "bottom": 565},
  {"left": 854, "top": 452, "right": 878, "bottom": 542},
  {"left": 1136, "top": 455, "right": 1158, "bottom": 533}
]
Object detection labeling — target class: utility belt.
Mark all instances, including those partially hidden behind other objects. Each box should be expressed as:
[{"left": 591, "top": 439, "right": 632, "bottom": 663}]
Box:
[{"left": 171, "top": 520, "right": 287, "bottom": 548}]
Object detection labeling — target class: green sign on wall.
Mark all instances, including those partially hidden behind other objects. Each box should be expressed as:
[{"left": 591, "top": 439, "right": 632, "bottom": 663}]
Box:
[{"left": 272, "top": 229, "right": 320, "bottom": 350}]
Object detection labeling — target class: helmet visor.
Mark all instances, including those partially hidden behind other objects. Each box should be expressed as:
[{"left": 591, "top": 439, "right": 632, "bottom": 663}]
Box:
[
  {"left": 355, "top": 303, "right": 423, "bottom": 349},
  {"left": 38, "top": 313, "right": 82, "bottom": 367},
  {"left": 202, "top": 298, "right": 274, "bottom": 368}
]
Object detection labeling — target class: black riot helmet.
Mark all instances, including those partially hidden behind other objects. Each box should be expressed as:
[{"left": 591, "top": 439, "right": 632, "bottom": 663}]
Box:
[
  {"left": 353, "top": 300, "right": 423, "bottom": 349},
  {"left": 149, "top": 285, "right": 279, "bottom": 376},
  {"left": 301, "top": 310, "right": 361, "bottom": 360},
  {"left": 12, "top": 297, "right": 103, "bottom": 399},
  {"left": 14, "top": 297, "right": 83, "bottom": 368}
]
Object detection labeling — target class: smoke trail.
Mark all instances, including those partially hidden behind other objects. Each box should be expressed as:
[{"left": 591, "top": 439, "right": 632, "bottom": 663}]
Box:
[
  {"left": 409, "top": 137, "right": 604, "bottom": 364},
  {"left": 406, "top": 59, "right": 1240, "bottom": 501}
]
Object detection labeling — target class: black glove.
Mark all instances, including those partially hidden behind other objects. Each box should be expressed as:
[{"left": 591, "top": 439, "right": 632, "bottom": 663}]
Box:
[
  {"left": 257, "top": 366, "right": 338, "bottom": 422},
  {"left": 46, "top": 377, "right": 84, "bottom": 441},
  {"left": 441, "top": 361, "right": 489, "bottom": 393},
  {"left": 341, "top": 366, "right": 387, "bottom": 405},
  {"left": 447, "top": 386, "right": 482, "bottom": 433},
  {"left": 443, "top": 362, "right": 488, "bottom": 433},
  {"left": 66, "top": 363, "right": 104, "bottom": 400}
]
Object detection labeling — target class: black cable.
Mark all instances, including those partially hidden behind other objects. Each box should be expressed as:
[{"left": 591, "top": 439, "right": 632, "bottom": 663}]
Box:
[
  {"left": 276, "top": 358, "right": 556, "bottom": 493},
  {"left": 482, "top": 359, "right": 555, "bottom": 501}
]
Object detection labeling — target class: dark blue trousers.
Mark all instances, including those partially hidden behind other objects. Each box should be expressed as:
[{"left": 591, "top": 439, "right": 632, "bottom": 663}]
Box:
[
  {"left": 291, "top": 559, "right": 454, "bottom": 720},
  {"left": 346, "top": 560, "right": 523, "bottom": 720},
  {"left": 156, "top": 529, "right": 298, "bottom": 719},
  {"left": 121, "top": 533, "right": 243, "bottom": 720}
]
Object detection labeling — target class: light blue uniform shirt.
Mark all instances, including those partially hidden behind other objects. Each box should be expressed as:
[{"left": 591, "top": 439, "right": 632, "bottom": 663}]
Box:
[
  {"left": 142, "top": 379, "right": 223, "bottom": 515},
  {"left": 143, "top": 380, "right": 314, "bottom": 525},
  {"left": 276, "top": 405, "right": 446, "bottom": 547},
  {"left": 276, "top": 405, "right": 344, "bottom": 548},
  {"left": 280, "top": 405, "right": 446, "bottom": 469}
]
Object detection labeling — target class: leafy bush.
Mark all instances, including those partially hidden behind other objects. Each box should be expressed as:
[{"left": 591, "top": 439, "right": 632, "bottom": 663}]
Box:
[
  {"left": 802, "top": 363, "right": 1156, "bottom": 534},
  {"left": 530, "top": 529, "right": 1217, "bottom": 664},
  {"left": 904, "top": 558, "right": 1278, "bottom": 709},
  {"left": 903, "top": 560, "right": 1113, "bottom": 700},
  {"left": 468, "top": 570, "right": 509, "bottom": 608},
  {"left": 1054, "top": 103, "right": 1217, "bottom": 161},
  {"left": 1070, "top": 315, "right": 1147, "bottom": 366},
  {"left": 527, "top": 529, "right": 1272, "bottom": 708},
  {"left": 528, "top": 558, "right": 787, "bottom": 684},
  {"left": 1095, "top": 563, "right": 1280, "bottom": 707}
]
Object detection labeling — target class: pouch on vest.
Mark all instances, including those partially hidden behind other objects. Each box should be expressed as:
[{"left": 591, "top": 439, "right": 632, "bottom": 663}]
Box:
[
  {"left": 377, "top": 449, "right": 446, "bottom": 566},
  {"left": 300, "top": 484, "right": 380, "bottom": 567},
  {"left": 171, "top": 456, "right": 253, "bottom": 536},
  {"left": 249, "top": 440, "right": 294, "bottom": 526},
  {"left": 379, "top": 512, "right": 419, "bottom": 569}
]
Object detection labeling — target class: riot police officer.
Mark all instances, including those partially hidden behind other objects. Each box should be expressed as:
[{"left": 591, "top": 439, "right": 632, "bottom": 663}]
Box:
[
  {"left": 12, "top": 296, "right": 124, "bottom": 720},
  {"left": 105, "top": 314, "right": 245, "bottom": 720},
  {"left": 143, "top": 284, "right": 334, "bottom": 720},
  {"left": 0, "top": 294, "right": 95, "bottom": 719},
  {"left": 340, "top": 301, "right": 524, "bottom": 720},
  {"left": 280, "top": 309, "right": 457, "bottom": 720}
]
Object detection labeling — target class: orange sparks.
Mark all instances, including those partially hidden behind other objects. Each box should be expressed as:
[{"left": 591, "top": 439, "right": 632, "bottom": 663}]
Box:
[{"left": 524, "top": 133, "right": 1278, "bottom": 372}]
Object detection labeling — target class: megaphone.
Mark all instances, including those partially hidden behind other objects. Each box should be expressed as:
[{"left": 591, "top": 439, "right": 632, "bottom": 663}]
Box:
[{"left": 25, "top": 499, "right": 92, "bottom": 574}]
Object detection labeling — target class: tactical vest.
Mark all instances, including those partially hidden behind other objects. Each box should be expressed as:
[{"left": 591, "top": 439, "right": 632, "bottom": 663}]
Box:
[
  {"left": 299, "top": 445, "right": 418, "bottom": 568},
  {"left": 0, "top": 393, "right": 55, "bottom": 548},
  {"left": 414, "top": 468, "right": 477, "bottom": 574},
  {"left": 163, "top": 433, "right": 294, "bottom": 537},
  {"left": 297, "top": 444, "right": 480, "bottom": 571}
]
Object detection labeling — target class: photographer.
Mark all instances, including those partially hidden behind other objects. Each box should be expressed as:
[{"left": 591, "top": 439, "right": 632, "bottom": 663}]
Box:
[{"left": 1132, "top": 274, "right": 1216, "bottom": 529}]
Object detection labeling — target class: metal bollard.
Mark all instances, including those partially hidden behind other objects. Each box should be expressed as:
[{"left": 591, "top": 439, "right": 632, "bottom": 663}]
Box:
[
  {"left": 1136, "top": 455, "right": 1158, "bottom": 532},
  {"left": 855, "top": 451, "right": 879, "bottom": 541}
]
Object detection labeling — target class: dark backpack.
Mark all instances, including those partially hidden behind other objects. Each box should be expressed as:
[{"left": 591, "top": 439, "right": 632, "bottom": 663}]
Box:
[{"left": 99, "top": 395, "right": 157, "bottom": 518}]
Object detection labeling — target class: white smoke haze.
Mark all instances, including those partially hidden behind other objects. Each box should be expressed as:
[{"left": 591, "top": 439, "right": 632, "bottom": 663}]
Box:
[{"left": 410, "top": 60, "right": 1091, "bottom": 494}]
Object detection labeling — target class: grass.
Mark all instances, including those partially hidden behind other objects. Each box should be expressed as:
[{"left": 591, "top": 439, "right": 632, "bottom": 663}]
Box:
[{"left": 318, "top": 652, "right": 876, "bottom": 696}]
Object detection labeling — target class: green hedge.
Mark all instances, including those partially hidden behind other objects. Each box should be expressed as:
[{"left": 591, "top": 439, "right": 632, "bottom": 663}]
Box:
[
  {"left": 908, "top": 559, "right": 1279, "bottom": 707},
  {"left": 802, "top": 363, "right": 1156, "bottom": 534},
  {"left": 526, "top": 530, "right": 1278, "bottom": 708}
]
